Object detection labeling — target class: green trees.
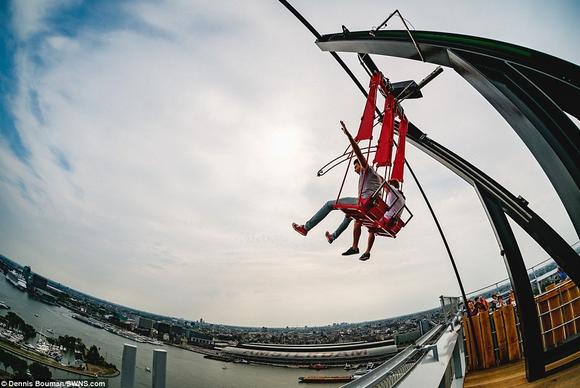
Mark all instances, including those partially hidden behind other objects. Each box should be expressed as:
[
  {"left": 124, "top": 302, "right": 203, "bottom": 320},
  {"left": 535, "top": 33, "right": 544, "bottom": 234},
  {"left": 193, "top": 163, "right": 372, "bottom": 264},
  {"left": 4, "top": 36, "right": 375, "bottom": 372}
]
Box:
[
  {"left": 4, "top": 312, "right": 21, "bottom": 328},
  {"left": 0, "top": 348, "right": 10, "bottom": 371},
  {"left": 21, "top": 324, "right": 36, "bottom": 341},
  {"left": 11, "top": 357, "right": 28, "bottom": 379},
  {"left": 84, "top": 345, "right": 116, "bottom": 369},
  {"left": 2, "top": 312, "right": 37, "bottom": 341},
  {"left": 75, "top": 337, "right": 87, "bottom": 356},
  {"left": 29, "top": 362, "right": 52, "bottom": 380},
  {"left": 85, "top": 345, "right": 104, "bottom": 365},
  {"left": 0, "top": 349, "right": 30, "bottom": 378},
  {"left": 51, "top": 335, "right": 83, "bottom": 352}
]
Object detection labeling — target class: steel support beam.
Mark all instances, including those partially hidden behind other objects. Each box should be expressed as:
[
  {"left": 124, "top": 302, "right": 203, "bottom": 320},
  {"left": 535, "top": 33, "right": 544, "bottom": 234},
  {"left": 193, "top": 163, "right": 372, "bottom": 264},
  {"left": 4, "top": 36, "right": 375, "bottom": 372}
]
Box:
[
  {"left": 404, "top": 123, "right": 580, "bottom": 286},
  {"left": 476, "top": 185, "right": 545, "bottom": 381}
]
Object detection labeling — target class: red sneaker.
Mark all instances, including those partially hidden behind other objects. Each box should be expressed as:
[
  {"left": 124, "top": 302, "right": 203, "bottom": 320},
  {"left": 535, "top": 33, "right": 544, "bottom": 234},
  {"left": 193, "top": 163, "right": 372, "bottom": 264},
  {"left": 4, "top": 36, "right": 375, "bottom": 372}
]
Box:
[
  {"left": 292, "top": 223, "right": 308, "bottom": 236},
  {"left": 325, "top": 231, "right": 334, "bottom": 244}
]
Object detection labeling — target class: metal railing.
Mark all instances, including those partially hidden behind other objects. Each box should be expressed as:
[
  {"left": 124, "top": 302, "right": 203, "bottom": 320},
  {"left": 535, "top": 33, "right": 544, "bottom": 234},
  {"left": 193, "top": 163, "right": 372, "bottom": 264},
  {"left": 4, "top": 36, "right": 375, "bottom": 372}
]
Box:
[
  {"left": 466, "top": 241, "right": 579, "bottom": 300},
  {"left": 340, "top": 324, "right": 446, "bottom": 388}
]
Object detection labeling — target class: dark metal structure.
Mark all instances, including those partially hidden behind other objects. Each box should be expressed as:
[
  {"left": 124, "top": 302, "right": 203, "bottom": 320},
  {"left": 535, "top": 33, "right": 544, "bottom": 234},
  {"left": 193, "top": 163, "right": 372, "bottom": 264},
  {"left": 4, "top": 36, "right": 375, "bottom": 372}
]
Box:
[{"left": 313, "top": 29, "right": 580, "bottom": 381}]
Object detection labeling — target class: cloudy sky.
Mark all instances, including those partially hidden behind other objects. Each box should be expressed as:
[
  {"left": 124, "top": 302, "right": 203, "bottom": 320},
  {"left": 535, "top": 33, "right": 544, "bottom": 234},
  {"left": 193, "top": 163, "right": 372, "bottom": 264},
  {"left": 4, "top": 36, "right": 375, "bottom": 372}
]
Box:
[{"left": 0, "top": 0, "right": 578, "bottom": 327}]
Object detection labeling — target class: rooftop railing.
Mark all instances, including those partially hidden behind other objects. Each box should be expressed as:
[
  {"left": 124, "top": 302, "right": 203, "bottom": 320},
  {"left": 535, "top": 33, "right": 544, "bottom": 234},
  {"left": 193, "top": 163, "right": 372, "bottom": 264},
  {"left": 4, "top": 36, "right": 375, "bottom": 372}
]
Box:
[
  {"left": 466, "top": 241, "right": 579, "bottom": 300},
  {"left": 340, "top": 306, "right": 466, "bottom": 388}
]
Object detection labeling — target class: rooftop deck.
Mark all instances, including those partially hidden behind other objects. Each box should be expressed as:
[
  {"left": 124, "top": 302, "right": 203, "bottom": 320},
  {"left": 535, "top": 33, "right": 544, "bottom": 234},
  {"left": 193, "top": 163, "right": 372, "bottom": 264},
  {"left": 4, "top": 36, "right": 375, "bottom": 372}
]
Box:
[{"left": 464, "top": 351, "right": 580, "bottom": 387}]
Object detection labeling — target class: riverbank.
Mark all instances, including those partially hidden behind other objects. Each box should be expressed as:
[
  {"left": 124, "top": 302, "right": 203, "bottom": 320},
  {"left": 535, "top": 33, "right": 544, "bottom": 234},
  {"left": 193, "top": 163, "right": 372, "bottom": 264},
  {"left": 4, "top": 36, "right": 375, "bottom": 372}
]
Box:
[
  {"left": 0, "top": 338, "right": 119, "bottom": 378},
  {"left": 0, "top": 278, "right": 342, "bottom": 388}
]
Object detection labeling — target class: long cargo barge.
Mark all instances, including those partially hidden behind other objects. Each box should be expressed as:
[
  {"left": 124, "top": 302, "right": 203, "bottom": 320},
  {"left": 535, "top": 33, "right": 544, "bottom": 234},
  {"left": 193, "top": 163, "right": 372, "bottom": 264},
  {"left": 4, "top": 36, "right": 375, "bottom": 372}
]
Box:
[{"left": 298, "top": 375, "right": 354, "bottom": 383}]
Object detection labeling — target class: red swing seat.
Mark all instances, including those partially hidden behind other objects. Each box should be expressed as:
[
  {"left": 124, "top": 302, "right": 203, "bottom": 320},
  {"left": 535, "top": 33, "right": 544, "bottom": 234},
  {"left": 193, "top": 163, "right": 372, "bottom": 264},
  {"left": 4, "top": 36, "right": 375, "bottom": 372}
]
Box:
[
  {"left": 333, "top": 197, "right": 412, "bottom": 238},
  {"left": 367, "top": 205, "right": 412, "bottom": 237}
]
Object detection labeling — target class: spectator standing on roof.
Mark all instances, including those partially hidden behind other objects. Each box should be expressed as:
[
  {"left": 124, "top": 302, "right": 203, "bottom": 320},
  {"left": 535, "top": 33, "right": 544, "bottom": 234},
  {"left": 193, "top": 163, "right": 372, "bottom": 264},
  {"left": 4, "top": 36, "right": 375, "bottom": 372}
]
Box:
[
  {"left": 467, "top": 300, "right": 478, "bottom": 317},
  {"left": 477, "top": 296, "right": 489, "bottom": 311},
  {"left": 557, "top": 266, "right": 568, "bottom": 283},
  {"left": 497, "top": 294, "right": 506, "bottom": 308},
  {"left": 491, "top": 294, "right": 500, "bottom": 310}
]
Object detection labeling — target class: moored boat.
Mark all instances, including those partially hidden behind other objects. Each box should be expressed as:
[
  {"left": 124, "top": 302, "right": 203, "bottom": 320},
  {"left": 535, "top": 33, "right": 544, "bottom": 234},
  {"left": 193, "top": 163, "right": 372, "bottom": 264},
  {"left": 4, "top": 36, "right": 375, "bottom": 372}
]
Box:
[
  {"left": 299, "top": 375, "right": 354, "bottom": 383},
  {"left": 6, "top": 270, "right": 26, "bottom": 291}
]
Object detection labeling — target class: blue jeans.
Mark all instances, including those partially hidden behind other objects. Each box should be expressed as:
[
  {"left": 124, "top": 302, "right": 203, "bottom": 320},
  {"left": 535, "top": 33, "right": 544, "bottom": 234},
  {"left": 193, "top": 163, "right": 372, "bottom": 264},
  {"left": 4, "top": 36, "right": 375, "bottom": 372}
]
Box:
[
  {"left": 331, "top": 216, "right": 353, "bottom": 240},
  {"left": 304, "top": 197, "right": 358, "bottom": 231}
]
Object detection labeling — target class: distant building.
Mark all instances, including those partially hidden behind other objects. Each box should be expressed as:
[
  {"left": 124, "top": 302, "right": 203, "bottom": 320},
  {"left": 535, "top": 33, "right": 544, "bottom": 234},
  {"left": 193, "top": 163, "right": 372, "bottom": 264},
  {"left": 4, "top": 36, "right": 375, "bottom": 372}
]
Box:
[
  {"left": 395, "top": 329, "right": 421, "bottom": 346},
  {"left": 169, "top": 325, "right": 185, "bottom": 343},
  {"left": 29, "top": 288, "right": 58, "bottom": 306},
  {"left": 30, "top": 274, "right": 48, "bottom": 289},
  {"left": 222, "top": 340, "right": 397, "bottom": 366},
  {"left": 189, "top": 331, "right": 213, "bottom": 347},
  {"left": 137, "top": 317, "right": 154, "bottom": 330},
  {"left": 119, "top": 320, "right": 133, "bottom": 331},
  {"left": 22, "top": 266, "right": 31, "bottom": 282},
  {"left": 105, "top": 315, "right": 121, "bottom": 325},
  {"left": 45, "top": 285, "right": 67, "bottom": 302},
  {"left": 135, "top": 317, "right": 154, "bottom": 336},
  {"left": 157, "top": 322, "right": 171, "bottom": 335}
]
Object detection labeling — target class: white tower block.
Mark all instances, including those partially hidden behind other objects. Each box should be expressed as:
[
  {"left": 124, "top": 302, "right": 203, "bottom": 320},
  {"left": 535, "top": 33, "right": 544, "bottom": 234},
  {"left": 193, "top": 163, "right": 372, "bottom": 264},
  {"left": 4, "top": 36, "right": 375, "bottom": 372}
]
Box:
[
  {"left": 120, "top": 344, "right": 137, "bottom": 388},
  {"left": 152, "top": 349, "right": 167, "bottom": 388}
]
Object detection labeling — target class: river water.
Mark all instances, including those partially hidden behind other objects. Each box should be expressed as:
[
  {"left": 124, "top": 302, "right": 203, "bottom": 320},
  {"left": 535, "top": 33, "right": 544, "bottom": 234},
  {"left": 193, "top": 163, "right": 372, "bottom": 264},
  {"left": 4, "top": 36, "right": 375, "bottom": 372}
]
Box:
[{"left": 0, "top": 278, "right": 348, "bottom": 387}]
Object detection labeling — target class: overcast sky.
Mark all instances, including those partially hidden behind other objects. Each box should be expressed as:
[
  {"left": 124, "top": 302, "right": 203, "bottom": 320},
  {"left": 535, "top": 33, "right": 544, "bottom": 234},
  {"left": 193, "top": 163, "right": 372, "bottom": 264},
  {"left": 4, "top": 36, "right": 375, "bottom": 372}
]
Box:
[{"left": 0, "top": 0, "right": 578, "bottom": 327}]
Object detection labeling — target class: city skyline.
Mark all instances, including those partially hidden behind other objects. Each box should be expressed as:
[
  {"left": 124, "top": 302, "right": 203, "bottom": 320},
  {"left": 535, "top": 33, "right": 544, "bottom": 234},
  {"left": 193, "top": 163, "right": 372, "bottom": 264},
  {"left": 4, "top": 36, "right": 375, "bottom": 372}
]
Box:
[
  {"left": 0, "top": 1, "right": 578, "bottom": 326},
  {"left": 1, "top": 252, "right": 443, "bottom": 330}
]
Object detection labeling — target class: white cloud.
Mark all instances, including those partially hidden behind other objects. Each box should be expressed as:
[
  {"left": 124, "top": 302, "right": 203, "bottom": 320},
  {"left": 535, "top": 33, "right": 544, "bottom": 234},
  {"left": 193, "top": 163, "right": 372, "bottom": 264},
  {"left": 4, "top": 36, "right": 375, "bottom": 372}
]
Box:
[{"left": 9, "top": 0, "right": 78, "bottom": 40}]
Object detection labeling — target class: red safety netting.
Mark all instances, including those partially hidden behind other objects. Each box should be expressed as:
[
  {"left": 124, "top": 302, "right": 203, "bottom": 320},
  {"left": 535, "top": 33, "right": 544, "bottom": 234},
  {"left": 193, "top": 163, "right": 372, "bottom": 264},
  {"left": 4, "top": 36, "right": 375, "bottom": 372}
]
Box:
[
  {"left": 355, "top": 72, "right": 382, "bottom": 142},
  {"left": 391, "top": 115, "right": 408, "bottom": 182},
  {"left": 373, "top": 93, "right": 395, "bottom": 167}
]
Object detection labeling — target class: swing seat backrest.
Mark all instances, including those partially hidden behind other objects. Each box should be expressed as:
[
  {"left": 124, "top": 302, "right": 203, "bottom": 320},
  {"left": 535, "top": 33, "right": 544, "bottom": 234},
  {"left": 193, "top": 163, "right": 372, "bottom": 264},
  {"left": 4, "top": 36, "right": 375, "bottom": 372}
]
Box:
[
  {"left": 368, "top": 214, "right": 404, "bottom": 238},
  {"left": 380, "top": 204, "right": 414, "bottom": 237}
]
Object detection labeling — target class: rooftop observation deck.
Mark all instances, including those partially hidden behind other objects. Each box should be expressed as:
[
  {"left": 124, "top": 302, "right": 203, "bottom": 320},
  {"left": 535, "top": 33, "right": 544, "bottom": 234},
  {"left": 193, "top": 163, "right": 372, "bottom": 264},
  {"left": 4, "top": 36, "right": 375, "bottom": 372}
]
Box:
[
  {"left": 341, "top": 277, "right": 579, "bottom": 388},
  {"left": 464, "top": 351, "right": 580, "bottom": 387}
]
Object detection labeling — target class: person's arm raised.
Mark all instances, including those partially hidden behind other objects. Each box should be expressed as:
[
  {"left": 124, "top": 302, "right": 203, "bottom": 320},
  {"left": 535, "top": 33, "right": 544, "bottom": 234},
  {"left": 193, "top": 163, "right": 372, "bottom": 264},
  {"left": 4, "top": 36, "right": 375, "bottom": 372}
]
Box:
[{"left": 340, "top": 121, "right": 368, "bottom": 168}]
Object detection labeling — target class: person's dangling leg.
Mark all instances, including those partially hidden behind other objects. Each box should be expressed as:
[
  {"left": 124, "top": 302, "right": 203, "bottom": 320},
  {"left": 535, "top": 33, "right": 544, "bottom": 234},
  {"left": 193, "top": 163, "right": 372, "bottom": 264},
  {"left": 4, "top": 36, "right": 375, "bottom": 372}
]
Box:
[
  {"left": 359, "top": 233, "right": 375, "bottom": 261},
  {"left": 293, "top": 197, "right": 357, "bottom": 236},
  {"left": 342, "top": 220, "right": 362, "bottom": 255},
  {"left": 325, "top": 216, "right": 352, "bottom": 244}
]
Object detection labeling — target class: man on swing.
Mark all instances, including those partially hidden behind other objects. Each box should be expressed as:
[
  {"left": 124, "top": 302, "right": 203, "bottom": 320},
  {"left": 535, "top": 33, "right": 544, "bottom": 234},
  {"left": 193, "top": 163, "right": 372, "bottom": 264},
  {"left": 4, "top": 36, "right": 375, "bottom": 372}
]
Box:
[{"left": 292, "top": 121, "right": 383, "bottom": 261}]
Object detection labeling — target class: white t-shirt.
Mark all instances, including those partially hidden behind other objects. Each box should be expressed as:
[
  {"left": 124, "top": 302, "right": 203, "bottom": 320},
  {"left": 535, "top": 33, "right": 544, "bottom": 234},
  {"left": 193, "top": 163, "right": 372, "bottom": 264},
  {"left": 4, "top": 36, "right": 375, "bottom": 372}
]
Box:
[{"left": 385, "top": 185, "right": 405, "bottom": 219}]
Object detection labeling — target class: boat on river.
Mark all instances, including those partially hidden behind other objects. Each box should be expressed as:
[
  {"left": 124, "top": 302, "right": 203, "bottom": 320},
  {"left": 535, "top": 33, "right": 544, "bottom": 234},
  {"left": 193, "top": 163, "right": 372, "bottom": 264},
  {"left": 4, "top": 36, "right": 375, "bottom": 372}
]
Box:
[
  {"left": 6, "top": 270, "right": 26, "bottom": 291},
  {"left": 299, "top": 375, "right": 354, "bottom": 383}
]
